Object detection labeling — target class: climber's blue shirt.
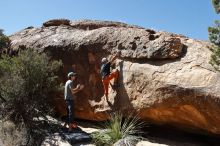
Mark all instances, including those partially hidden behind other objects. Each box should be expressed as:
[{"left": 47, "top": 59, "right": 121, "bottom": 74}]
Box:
[{"left": 100, "top": 62, "right": 111, "bottom": 79}]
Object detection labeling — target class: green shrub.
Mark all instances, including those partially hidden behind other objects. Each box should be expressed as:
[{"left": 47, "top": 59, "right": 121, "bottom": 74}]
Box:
[
  {"left": 0, "top": 49, "right": 62, "bottom": 145},
  {"left": 91, "top": 112, "right": 145, "bottom": 146}
]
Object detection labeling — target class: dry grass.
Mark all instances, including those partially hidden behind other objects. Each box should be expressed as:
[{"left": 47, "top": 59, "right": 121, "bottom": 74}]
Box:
[{"left": 0, "top": 121, "right": 28, "bottom": 146}]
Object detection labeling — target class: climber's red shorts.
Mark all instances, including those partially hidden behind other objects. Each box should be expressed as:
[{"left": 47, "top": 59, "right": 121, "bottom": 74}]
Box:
[{"left": 102, "top": 70, "right": 119, "bottom": 97}]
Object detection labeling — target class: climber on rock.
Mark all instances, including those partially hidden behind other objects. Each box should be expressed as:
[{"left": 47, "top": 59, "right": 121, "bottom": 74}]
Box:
[
  {"left": 63, "top": 72, "right": 84, "bottom": 131},
  {"left": 100, "top": 51, "right": 120, "bottom": 102}
]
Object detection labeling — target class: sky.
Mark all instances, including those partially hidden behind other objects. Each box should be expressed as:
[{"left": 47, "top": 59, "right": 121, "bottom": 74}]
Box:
[{"left": 0, "top": 0, "right": 219, "bottom": 40}]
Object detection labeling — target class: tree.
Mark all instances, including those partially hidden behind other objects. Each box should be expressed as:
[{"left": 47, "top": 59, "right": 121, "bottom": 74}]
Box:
[
  {"left": 0, "top": 29, "right": 3, "bottom": 35},
  {"left": 0, "top": 49, "right": 62, "bottom": 145},
  {"left": 0, "top": 29, "right": 10, "bottom": 54},
  {"left": 212, "top": 0, "right": 220, "bottom": 13},
  {"left": 209, "top": 0, "right": 220, "bottom": 70}
]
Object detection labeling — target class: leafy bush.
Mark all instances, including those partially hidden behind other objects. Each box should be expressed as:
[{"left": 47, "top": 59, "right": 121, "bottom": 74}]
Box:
[
  {"left": 0, "top": 49, "right": 62, "bottom": 145},
  {"left": 91, "top": 112, "right": 145, "bottom": 146}
]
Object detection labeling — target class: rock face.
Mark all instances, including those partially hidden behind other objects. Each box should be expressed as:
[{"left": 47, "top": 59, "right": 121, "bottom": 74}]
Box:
[
  {"left": 9, "top": 19, "right": 220, "bottom": 135},
  {"left": 43, "top": 19, "right": 71, "bottom": 27}
]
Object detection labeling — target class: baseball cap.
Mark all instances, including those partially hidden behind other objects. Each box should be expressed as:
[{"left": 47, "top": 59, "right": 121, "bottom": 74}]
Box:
[
  {"left": 101, "top": 57, "right": 108, "bottom": 63},
  {"left": 67, "top": 72, "right": 77, "bottom": 77}
]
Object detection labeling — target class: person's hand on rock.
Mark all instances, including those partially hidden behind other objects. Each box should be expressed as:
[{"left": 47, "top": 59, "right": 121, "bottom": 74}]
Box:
[
  {"left": 76, "top": 84, "right": 81, "bottom": 89},
  {"left": 79, "top": 84, "right": 85, "bottom": 90}
]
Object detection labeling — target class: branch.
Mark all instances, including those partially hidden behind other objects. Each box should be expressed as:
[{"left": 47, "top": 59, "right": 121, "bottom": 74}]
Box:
[{"left": 0, "top": 95, "right": 6, "bottom": 102}]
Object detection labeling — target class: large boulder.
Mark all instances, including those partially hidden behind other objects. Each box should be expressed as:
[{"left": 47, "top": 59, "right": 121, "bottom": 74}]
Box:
[{"left": 9, "top": 19, "right": 220, "bottom": 135}]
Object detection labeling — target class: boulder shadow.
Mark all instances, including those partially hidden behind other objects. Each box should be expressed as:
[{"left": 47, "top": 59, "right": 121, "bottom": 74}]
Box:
[
  {"left": 143, "top": 124, "right": 220, "bottom": 146},
  {"left": 109, "top": 60, "right": 134, "bottom": 113}
]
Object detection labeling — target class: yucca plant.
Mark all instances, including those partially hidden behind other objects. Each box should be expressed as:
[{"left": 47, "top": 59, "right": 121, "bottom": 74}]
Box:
[{"left": 91, "top": 112, "right": 146, "bottom": 146}]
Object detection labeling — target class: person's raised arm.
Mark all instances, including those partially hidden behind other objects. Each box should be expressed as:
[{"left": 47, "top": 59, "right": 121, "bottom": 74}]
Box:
[
  {"left": 71, "top": 84, "right": 84, "bottom": 94},
  {"left": 109, "top": 51, "right": 121, "bottom": 64}
]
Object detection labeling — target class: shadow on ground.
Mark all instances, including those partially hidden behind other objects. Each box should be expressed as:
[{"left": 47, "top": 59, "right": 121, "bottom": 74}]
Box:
[
  {"left": 44, "top": 118, "right": 220, "bottom": 146},
  {"left": 143, "top": 124, "right": 220, "bottom": 146}
]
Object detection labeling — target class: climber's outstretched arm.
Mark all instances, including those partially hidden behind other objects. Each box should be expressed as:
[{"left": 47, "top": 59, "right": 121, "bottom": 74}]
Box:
[{"left": 109, "top": 51, "right": 121, "bottom": 64}]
